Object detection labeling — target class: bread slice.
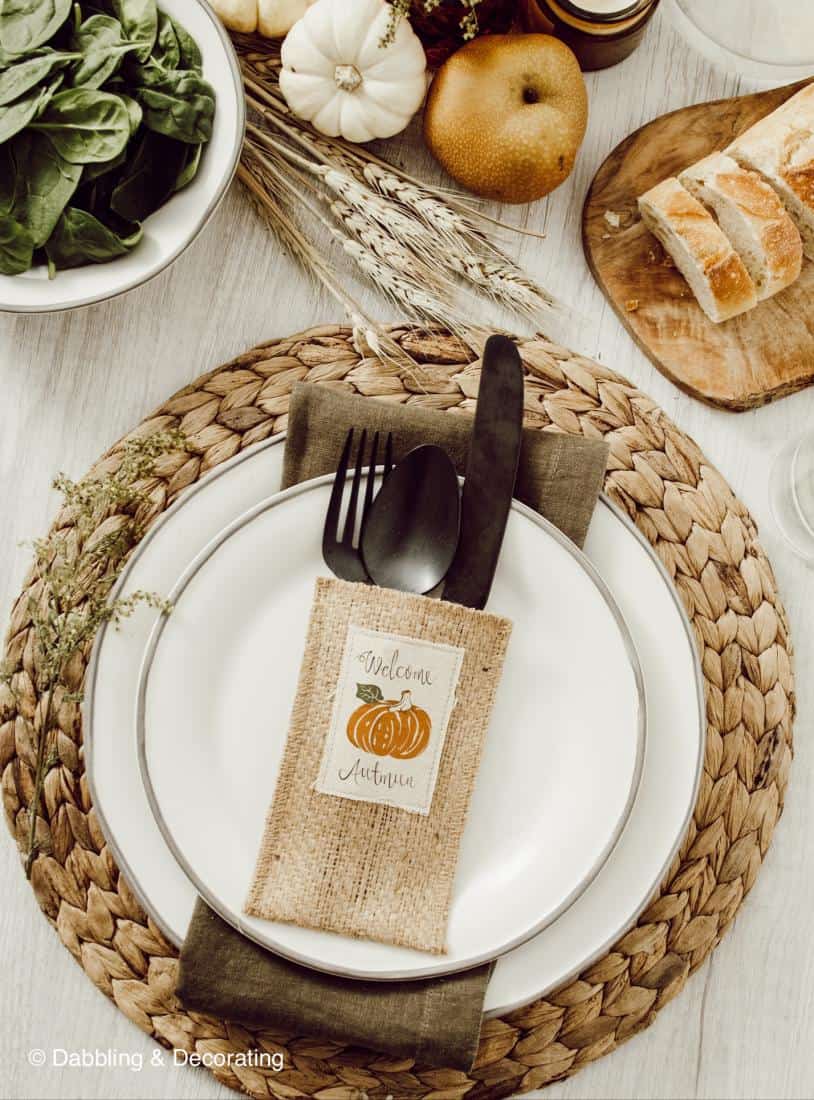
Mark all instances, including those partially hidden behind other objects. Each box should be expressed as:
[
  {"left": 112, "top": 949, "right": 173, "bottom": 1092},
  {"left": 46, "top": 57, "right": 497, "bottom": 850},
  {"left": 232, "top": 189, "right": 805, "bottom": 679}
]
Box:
[
  {"left": 638, "top": 178, "right": 758, "bottom": 323},
  {"left": 728, "top": 83, "right": 814, "bottom": 260},
  {"left": 679, "top": 153, "right": 802, "bottom": 300}
]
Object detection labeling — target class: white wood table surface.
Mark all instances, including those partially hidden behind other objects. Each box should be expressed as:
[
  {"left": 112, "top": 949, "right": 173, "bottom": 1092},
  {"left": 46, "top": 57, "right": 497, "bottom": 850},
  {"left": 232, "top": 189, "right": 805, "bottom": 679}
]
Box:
[{"left": 1, "top": 7, "right": 813, "bottom": 1099}]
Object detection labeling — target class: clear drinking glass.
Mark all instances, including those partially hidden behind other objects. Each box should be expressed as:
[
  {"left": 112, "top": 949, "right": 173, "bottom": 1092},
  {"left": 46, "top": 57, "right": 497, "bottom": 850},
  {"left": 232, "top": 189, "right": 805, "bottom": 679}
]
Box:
[
  {"left": 770, "top": 435, "right": 814, "bottom": 563},
  {"left": 666, "top": 0, "right": 814, "bottom": 81}
]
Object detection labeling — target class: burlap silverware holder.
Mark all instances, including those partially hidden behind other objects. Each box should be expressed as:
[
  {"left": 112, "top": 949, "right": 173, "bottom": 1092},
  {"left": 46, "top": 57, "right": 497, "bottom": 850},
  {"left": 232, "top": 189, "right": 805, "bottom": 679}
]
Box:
[{"left": 245, "top": 577, "right": 512, "bottom": 954}]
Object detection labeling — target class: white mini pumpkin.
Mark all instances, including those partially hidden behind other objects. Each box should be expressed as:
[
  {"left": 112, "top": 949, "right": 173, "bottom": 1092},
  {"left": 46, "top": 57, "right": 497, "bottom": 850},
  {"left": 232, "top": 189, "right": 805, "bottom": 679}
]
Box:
[{"left": 279, "top": 0, "right": 427, "bottom": 143}]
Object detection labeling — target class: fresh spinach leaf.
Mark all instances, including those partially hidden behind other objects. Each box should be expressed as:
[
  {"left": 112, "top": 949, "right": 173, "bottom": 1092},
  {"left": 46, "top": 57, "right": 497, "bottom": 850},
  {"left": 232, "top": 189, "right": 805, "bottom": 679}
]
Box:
[
  {"left": 0, "top": 0, "right": 72, "bottom": 55},
  {"left": 131, "top": 66, "right": 214, "bottom": 143},
  {"left": 44, "top": 203, "right": 141, "bottom": 267},
  {"left": 0, "top": 211, "right": 34, "bottom": 273},
  {"left": 31, "top": 87, "right": 130, "bottom": 163},
  {"left": 173, "top": 139, "right": 200, "bottom": 192},
  {"left": 117, "top": 89, "right": 141, "bottom": 133},
  {"left": 0, "top": 141, "right": 17, "bottom": 211},
  {"left": 81, "top": 142, "right": 125, "bottom": 180},
  {"left": 0, "top": 73, "right": 57, "bottom": 143},
  {"left": 0, "top": 47, "right": 75, "bottom": 106},
  {"left": 8, "top": 129, "right": 81, "bottom": 245},
  {"left": 70, "top": 13, "right": 143, "bottom": 89},
  {"left": 73, "top": 171, "right": 114, "bottom": 219},
  {"left": 169, "top": 15, "right": 200, "bottom": 73},
  {"left": 0, "top": 0, "right": 210, "bottom": 276},
  {"left": 151, "top": 10, "right": 177, "bottom": 68},
  {"left": 111, "top": 0, "right": 155, "bottom": 61},
  {"left": 109, "top": 126, "right": 184, "bottom": 220}
]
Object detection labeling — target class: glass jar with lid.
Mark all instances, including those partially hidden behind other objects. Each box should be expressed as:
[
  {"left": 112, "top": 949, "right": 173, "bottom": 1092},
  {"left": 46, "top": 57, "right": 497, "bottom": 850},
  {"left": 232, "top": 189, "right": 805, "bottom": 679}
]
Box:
[
  {"left": 666, "top": 0, "right": 814, "bottom": 81},
  {"left": 520, "top": 0, "right": 661, "bottom": 70}
]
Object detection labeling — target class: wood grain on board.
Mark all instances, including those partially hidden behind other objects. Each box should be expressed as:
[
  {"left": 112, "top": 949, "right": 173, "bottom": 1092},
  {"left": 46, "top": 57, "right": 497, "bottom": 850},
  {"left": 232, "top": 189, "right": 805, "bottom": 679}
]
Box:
[{"left": 583, "top": 79, "right": 814, "bottom": 411}]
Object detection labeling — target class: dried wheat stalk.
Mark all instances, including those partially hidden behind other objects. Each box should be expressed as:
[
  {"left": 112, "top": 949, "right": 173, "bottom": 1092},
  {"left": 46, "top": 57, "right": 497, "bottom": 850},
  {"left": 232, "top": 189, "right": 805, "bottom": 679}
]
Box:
[
  {"left": 242, "top": 72, "right": 539, "bottom": 240},
  {"left": 237, "top": 47, "right": 566, "bottom": 342},
  {"left": 239, "top": 152, "right": 426, "bottom": 369},
  {"left": 245, "top": 136, "right": 461, "bottom": 331}
]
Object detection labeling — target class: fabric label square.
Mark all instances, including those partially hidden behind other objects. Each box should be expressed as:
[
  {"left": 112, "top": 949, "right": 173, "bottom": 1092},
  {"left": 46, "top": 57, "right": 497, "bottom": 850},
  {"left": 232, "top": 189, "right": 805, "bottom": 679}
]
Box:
[{"left": 315, "top": 624, "right": 465, "bottom": 815}]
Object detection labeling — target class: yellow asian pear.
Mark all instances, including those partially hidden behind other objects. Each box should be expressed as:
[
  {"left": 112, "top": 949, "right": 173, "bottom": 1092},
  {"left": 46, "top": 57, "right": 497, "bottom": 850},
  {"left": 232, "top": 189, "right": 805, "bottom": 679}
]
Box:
[{"left": 424, "top": 34, "right": 589, "bottom": 204}]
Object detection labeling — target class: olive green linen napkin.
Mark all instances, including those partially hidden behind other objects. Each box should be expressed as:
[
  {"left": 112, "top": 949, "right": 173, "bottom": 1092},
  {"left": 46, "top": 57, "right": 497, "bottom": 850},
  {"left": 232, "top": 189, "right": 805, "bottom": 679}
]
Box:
[
  {"left": 281, "top": 382, "right": 609, "bottom": 545},
  {"left": 177, "top": 381, "right": 610, "bottom": 1071},
  {"left": 181, "top": 900, "right": 496, "bottom": 1068}
]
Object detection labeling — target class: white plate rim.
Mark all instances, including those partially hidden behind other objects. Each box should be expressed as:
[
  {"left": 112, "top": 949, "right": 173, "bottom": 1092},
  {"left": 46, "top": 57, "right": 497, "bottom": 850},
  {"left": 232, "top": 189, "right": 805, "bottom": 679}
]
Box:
[
  {"left": 81, "top": 433, "right": 706, "bottom": 1009},
  {"left": 134, "top": 469, "right": 647, "bottom": 982},
  {"left": 0, "top": 0, "right": 246, "bottom": 316}
]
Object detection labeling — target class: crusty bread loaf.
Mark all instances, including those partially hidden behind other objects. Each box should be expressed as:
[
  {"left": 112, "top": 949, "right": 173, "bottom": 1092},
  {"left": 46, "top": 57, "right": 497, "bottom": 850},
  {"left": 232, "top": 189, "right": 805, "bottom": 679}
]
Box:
[
  {"left": 679, "top": 153, "right": 802, "bottom": 300},
  {"left": 728, "top": 84, "right": 814, "bottom": 260},
  {"left": 638, "top": 178, "right": 758, "bottom": 323}
]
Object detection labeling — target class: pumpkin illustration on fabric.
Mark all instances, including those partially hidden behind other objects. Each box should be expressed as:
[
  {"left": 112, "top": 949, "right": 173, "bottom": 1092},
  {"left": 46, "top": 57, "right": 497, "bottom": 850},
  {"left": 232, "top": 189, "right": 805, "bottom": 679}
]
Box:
[{"left": 346, "top": 684, "right": 431, "bottom": 760}]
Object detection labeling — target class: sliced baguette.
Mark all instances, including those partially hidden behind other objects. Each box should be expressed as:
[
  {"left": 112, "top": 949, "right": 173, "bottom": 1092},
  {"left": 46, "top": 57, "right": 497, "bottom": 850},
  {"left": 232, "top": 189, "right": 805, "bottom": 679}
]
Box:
[
  {"left": 728, "top": 83, "right": 814, "bottom": 259},
  {"left": 679, "top": 153, "right": 802, "bottom": 300},
  {"left": 638, "top": 178, "right": 758, "bottom": 323}
]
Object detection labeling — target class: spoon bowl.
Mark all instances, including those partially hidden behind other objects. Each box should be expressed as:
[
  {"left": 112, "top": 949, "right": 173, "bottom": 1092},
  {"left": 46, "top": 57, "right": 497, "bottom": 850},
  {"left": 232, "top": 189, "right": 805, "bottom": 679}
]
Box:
[{"left": 361, "top": 445, "right": 460, "bottom": 594}]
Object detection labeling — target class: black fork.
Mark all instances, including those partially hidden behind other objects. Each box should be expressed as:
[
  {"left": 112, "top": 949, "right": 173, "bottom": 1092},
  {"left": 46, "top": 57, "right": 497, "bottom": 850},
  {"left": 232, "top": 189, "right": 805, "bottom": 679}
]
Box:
[{"left": 322, "top": 429, "right": 393, "bottom": 583}]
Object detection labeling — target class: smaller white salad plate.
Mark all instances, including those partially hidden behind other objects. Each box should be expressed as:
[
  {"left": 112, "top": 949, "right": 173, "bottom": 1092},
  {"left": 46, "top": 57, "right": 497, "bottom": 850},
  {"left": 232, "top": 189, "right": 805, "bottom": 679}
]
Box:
[
  {"left": 138, "top": 473, "right": 645, "bottom": 981},
  {"left": 85, "top": 436, "right": 703, "bottom": 1012},
  {"left": 0, "top": 0, "right": 245, "bottom": 314}
]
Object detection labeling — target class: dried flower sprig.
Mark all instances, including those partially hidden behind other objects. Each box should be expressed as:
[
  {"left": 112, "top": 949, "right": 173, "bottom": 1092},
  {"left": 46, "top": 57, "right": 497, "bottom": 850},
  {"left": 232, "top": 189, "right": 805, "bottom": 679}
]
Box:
[
  {"left": 382, "top": 0, "right": 484, "bottom": 47},
  {"left": 2, "top": 430, "right": 187, "bottom": 876}
]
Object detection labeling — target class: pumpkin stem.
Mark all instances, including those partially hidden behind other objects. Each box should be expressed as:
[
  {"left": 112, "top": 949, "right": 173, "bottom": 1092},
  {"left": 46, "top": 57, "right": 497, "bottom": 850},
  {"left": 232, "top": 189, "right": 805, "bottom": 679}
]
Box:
[
  {"left": 389, "top": 690, "right": 413, "bottom": 713},
  {"left": 334, "top": 63, "right": 362, "bottom": 92}
]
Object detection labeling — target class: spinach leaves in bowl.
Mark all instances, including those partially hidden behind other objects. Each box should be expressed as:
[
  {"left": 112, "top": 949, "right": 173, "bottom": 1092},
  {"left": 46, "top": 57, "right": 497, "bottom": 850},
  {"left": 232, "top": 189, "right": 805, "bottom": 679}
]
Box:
[{"left": 0, "top": 0, "right": 215, "bottom": 276}]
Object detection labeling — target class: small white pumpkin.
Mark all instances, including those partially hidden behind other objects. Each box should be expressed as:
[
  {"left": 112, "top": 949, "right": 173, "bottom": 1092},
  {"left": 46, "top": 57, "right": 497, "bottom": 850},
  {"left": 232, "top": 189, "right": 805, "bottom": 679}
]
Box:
[{"left": 279, "top": 0, "right": 427, "bottom": 144}]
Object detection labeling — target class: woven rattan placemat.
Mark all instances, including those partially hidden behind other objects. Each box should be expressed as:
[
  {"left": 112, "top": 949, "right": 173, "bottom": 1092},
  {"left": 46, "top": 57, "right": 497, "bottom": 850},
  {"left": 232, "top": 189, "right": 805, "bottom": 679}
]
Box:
[{"left": 1, "top": 326, "right": 794, "bottom": 1099}]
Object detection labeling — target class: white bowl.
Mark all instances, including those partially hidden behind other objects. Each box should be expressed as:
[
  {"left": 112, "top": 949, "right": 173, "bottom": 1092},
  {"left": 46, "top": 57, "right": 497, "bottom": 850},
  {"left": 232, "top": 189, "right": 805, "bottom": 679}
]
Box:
[{"left": 0, "top": 0, "right": 245, "bottom": 314}]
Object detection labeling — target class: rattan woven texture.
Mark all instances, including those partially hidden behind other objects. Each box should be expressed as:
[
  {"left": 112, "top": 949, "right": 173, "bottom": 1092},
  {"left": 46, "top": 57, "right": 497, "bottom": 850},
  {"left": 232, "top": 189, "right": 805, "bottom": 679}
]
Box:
[{"left": 1, "top": 326, "right": 794, "bottom": 1100}]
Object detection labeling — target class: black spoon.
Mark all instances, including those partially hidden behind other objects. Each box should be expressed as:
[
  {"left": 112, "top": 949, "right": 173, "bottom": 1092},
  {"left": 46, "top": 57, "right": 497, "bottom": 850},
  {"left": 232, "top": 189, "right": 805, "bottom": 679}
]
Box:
[{"left": 361, "top": 444, "right": 460, "bottom": 594}]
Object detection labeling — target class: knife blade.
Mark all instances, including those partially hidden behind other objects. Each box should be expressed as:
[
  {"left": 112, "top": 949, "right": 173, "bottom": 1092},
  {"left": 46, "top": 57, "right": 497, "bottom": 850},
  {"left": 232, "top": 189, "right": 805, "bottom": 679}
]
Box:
[{"left": 443, "top": 334, "right": 524, "bottom": 610}]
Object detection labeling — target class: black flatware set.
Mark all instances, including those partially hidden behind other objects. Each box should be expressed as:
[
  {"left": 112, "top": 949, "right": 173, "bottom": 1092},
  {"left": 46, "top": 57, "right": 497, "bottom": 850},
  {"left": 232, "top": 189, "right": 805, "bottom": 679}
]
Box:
[{"left": 321, "top": 334, "right": 524, "bottom": 610}]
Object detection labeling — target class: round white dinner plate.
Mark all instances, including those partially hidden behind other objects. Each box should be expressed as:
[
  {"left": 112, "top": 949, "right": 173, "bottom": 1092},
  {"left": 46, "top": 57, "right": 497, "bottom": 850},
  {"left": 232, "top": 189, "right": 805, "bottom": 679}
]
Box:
[
  {"left": 137, "top": 474, "right": 645, "bottom": 981},
  {"left": 84, "top": 436, "right": 704, "bottom": 1012}
]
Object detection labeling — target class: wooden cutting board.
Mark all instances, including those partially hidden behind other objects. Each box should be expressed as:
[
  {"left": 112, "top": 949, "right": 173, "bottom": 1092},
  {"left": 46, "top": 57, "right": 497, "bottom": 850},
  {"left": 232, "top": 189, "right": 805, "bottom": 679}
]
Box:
[{"left": 583, "top": 79, "right": 814, "bottom": 411}]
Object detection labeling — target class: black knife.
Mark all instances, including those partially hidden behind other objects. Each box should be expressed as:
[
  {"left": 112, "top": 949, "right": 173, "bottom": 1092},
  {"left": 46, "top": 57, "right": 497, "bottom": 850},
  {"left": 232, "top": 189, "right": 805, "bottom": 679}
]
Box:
[{"left": 443, "top": 334, "right": 524, "bottom": 610}]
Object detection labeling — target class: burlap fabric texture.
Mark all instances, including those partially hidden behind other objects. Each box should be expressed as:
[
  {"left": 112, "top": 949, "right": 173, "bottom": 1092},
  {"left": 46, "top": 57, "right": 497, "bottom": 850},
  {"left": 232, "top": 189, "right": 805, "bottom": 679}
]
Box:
[{"left": 245, "top": 577, "right": 512, "bottom": 954}]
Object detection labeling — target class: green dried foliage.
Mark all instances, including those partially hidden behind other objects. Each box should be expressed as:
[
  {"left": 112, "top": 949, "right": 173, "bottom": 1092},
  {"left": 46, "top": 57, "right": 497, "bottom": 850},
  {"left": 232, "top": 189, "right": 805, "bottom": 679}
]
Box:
[{"left": 1, "top": 428, "right": 187, "bottom": 875}]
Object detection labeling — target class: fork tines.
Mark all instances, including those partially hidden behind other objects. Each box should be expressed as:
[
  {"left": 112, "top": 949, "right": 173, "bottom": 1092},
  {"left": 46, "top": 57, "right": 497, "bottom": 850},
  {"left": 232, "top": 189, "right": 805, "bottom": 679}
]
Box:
[{"left": 322, "top": 428, "right": 393, "bottom": 583}]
